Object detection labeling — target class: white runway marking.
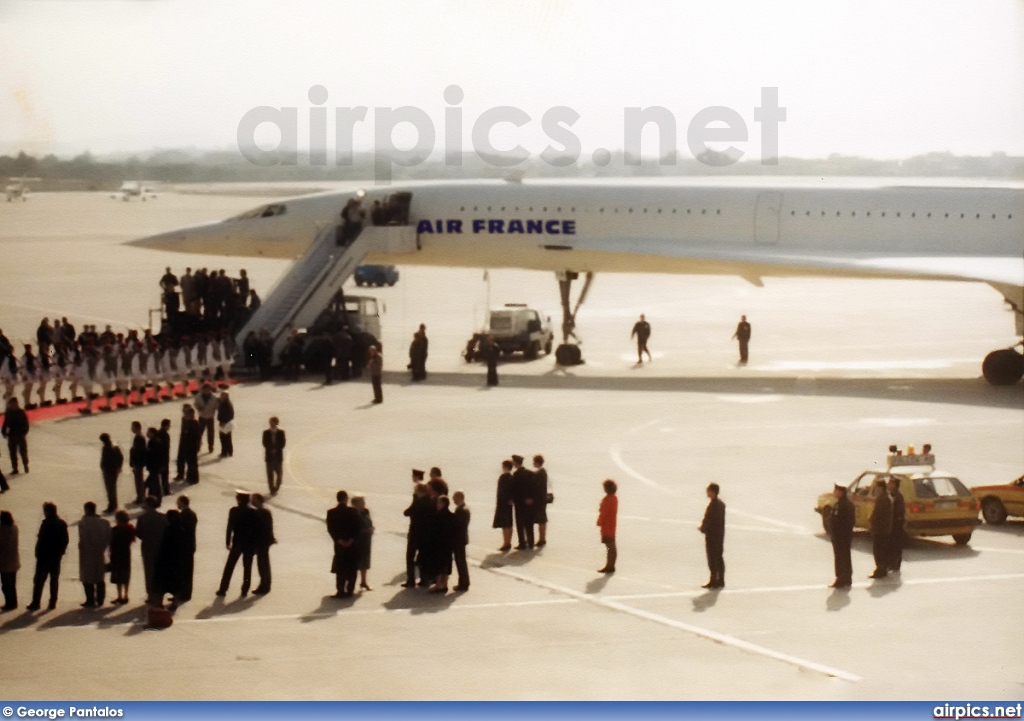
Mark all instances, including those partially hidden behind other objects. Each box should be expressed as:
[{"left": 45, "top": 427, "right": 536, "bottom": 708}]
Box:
[
  {"left": 604, "top": 572, "right": 1024, "bottom": 602},
  {"left": 612, "top": 436, "right": 811, "bottom": 534},
  {"left": 485, "top": 564, "right": 862, "bottom": 682}
]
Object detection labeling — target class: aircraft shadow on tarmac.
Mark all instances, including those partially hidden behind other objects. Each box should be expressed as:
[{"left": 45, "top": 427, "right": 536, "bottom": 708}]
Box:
[{"left": 241, "top": 372, "right": 1024, "bottom": 410}]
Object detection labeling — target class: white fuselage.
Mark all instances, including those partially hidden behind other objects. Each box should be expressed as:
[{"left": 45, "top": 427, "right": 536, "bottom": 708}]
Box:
[{"left": 130, "top": 178, "right": 1024, "bottom": 285}]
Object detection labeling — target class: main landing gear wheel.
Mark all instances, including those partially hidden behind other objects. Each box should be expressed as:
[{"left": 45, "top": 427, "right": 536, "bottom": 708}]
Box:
[{"left": 981, "top": 348, "right": 1023, "bottom": 386}]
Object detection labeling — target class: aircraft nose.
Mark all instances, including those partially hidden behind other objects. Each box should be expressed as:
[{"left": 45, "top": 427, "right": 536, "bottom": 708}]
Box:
[{"left": 127, "top": 221, "right": 224, "bottom": 252}]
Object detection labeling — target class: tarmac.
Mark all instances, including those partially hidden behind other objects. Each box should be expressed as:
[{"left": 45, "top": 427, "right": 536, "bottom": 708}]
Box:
[{"left": 0, "top": 190, "right": 1021, "bottom": 700}]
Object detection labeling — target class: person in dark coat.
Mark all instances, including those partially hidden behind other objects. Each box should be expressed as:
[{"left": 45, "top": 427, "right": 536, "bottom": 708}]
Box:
[
  {"left": 134, "top": 496, "right": 167, "bottom": 605},
  {"left": 129, "top": 421, "right": 148, "bottom": 506},
  {"left": 887, "top": 477, "right": 906, "bottom": 574},
  {"left": 829, "top": 484, "right": 855, "bottom": 589},
  {"left": 144, "top": 428, "right": 164, "bottom": 502},
  {"left": 217, "top": 391, "right": 235, "bottom": 458},
  {"left": 216, "top": 491, "right": 257, "bottom": 597},
  {"left": 452, "top": 491, "right": 470, "bottom": 591},
  {"left": 510, "top": 455, "right": 535, "bottom": 550},
  {"left": 176, "top": 495, "right": 197, "bottom": 601},
  {"left": 155, "top": 509, "right": 189, "bottom": 609},
  {"left": 99, "top": 434, "right": 124, "bottom": 514},
  {"left": 158, "top": 418, "right": 172, "bottom": 492},
  {"left": 408, "top": 326, "right": 428, "bottom": 381},
  {"left": 532, "top": 454, "right": 549, "bottom": 547},
  {"left": 492, "top": 460, "right": 514, "bottom": 552},
  {"left": 732, "top": 315, "right": 752, "bottom": 365},
  {"left": 699, "top": 483, "right": 726, "bottom": 589},
  {"left": 482, "top": 335, "right": 499, "bottom": 386},
  {"left": 326, "top": 490, "right": 361, "bottom": 598},
  {"left": 251, "top": 493, "right": 275, "bottom": 595},
  {"left": 0, "top": 510, "right": 20, "bottom": 610},
  {"left": 262, "top": 417, "right": 286, "bottom": 495},
  {"left": 27, "top": 502, "right": 69, "bottom": 611},
  {"left": 630, "top": 314, "right": 652, "bottom": 364},
  {"left": 109, "top": 510, "right": 135, "bottom": 604},
  {"left": 402, "top": 481, "right": 432, "bottom": 588},
  {"left": 175, "top": 405, "right": 200, "bottom": 484},
  {"left": 2, "top": 397, "right": 30, "bottom": 474},
  {"left": 869, "top": 479, "right": 893, "bottom": 579},
  {"left": 427, "top": 495, "right": 454, "bottom": 594}
]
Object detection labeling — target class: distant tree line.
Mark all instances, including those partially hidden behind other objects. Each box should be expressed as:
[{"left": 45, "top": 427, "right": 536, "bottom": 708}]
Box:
[{"left": 1, "top": 148, "right": 1021, "bottom": 190}]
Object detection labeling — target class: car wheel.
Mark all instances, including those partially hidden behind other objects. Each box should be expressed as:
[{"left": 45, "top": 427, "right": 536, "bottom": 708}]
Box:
[
  {"left": 525, "top": 340, "right": 540, "bottom": 360},
  {"left": 981, "top": 497, "right": 1008, "bottom": 525},
  {"left": 820, "top": 511, "right": 833, "bottom": 535},
  {"left": 952, "top": 533, "right": 972, "bottom": 546},
  {"left": 544, "top": 338, "right": 553, "bottom": 355},
  {"left": 355, "top": 280, "right": 363, "bottom": 287},
  {"left": 387, "top": 281, "right": 396, "bottom": 287}
]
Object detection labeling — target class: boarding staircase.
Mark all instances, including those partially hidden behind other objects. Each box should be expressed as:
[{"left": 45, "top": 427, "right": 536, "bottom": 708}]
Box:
[{"left": 236, "top": 223, "right": 417, "bottom": 363}]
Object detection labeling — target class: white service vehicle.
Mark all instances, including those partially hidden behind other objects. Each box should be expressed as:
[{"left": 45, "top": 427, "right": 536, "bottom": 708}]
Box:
[{"left": 487, "top": 304, "right": 554, "bottom": 359}]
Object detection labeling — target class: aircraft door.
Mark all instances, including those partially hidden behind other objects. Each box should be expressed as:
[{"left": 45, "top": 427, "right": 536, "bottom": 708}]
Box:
[{"left": 754, "top": 191, "right": 783, "bottom": 244}]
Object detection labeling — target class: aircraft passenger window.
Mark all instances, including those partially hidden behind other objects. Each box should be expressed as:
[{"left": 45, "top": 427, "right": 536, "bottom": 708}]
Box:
[
  {"left": 557, "top": 207, "right": 562, "bottom": 212},
  {"left": 911, "top": 212, "right": 916, "bottom": 217},
  {"left": 960, "top": 213, "right": 964, "bottom": 218},
  {"left": 599, "top": 208, "right": 604, "bottom": 213},
  {"left": 975, "top": 213, "right": 980, "bottom": 219},
  {"left": 543, "top": 207, "right": 547, "bottom": 211},
  {"left": 821, "top": 211, "right": 825, "bottom": 216},
  {"left": 896, "top": 212, "right": 901, "bottom": 217},
  {"left": 805, "top": 211, "right": 810, "bottom": 216},
  {"left": 851, "top": 211, "right": 856, "bottom": 217},
  {"left": 881, "top": 212, "right": 886, "bottom": 217},
  {"left": 529, "top": 207, "right": 533, "bottom": 211},
  {"left": 672, "top": 209, "right": 677, "bottom": 213},
  {"left": 991, "top": 214, "right": 996, "bottom": 219},
  {"left": 866, "top": 211, "right": 871, "bottom": 217},
  {"left": 790, "top": 210, "right": 795, "bottom": 216},
  {"left": 628, "top": 208, "right": 633, "bottom": 213},
  {"left": 473, "top": 206, "right": 478, "bottom": 211},
  {"left": 1009, "top": 214, "right": 1013, "bottom": 219},
  {"left": 614, "top": 208, "right": 619, "bottom": 213},
  {"left": 460, "top": 206, "right": 465, "bottom": 212},
  {"left": 571, "top": 207, "right": 576, "bottom": 212},
  {"left": 836, "top": 211, "right": 841, "bottom": 216},
  {"left": 927, "top": 212, "right": 932, "bottom": 217},
  {"left": 501, "top": 206, "right": 506, "bottom": 211},
  {"left": 658, "top": 209, "right": 662, "bottom": 214},
  {"left": 701, "top": 209, "right": 706, "bottom": 215},
  {"left": 487, "top": 206, "right": 492, "bottom": 211},
  {"left": 944, "top": 213, "right": 949, "bottom": 218},
  {"left": 716, "top": 209, "right": 721, "bottom": 215},
  {"left": 687, "top": 209, "right": 691, "bottom": 214},
  {"left": 642, "top": 208, "right": 647, "bottom": 213}
]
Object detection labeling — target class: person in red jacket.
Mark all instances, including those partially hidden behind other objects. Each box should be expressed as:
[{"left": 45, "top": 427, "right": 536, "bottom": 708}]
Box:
[{"left": 596, "top": 479, "right": 618, "bottom": 573}]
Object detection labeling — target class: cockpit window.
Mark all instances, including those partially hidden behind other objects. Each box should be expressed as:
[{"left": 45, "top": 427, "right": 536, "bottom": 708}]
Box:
[{"left": 227, "top": 203, "right": 287, "bottom": 221}]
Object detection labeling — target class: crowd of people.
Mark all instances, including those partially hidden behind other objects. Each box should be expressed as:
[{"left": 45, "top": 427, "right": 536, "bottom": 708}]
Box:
[
  {"left": 0, "top": 320, "right": 235, "bottom": 414},
  {"left": 160, "top": 266, "right": 260, "bottom": 338}
]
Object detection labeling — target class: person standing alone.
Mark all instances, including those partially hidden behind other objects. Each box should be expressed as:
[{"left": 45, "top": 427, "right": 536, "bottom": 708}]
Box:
[
  {"left": 262, "top": 417, "right": 285, "bottom": 495},
  {"left": 732, "top": 315, "right": 752, "bottom": 365},
  {"left": 699, "top": 483, "right": 726, "bottom": 589},
  {"left": 829, "top": 484, "right": 855, "bottom": 588},
  {"left": 630, "top": 314, "right": 652, "bottom": 364},
  {"left": 596, "top": 480, "right": 618, "bottom": 573}
]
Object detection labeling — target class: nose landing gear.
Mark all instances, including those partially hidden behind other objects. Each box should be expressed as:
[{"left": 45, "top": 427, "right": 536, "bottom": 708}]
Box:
[{"left": 554, "top": 270, "right": 593, "bottom": 366}]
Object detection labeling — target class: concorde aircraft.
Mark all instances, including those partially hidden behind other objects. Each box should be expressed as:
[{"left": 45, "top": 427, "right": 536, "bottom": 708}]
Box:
[{"left": 129, "top": 177, "right": 1024, "bottom": 385}]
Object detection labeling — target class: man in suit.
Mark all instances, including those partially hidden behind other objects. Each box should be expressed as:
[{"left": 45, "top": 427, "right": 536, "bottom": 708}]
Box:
[
  {"left": 510, "top": 455, "right": 535, "bottom": 550},
  {"left": 699, "top": 483, "right": 726, "bottom": 589},
  {"left": 129, "top": 421, "right": 148, "bottom": 505},
  {"left": 157, "top": 419, "right": 172, "bottom": 492},
  {"left": 402, "top": 478, "right": 431, "bottom": 588},
  {"left": 27, "top": 502, "right": 69, "bottom": 611},
  {"left": 532, "top": 454, "right": 549, "bottom": 547},
  {"left": 829, "top": 484, "right": 855, "bottom": 588},
  {"left": 216, "top": 491, "right": 257, "bottom": 597},
  {"left": 134, "top": 496, "right": 167, "bottom": 605},
  {"left": 326, "top": 490, "right": 361, "bottom": 598},
  {"left": 869, "top": 478, "right": 893, "bottom": 579},
  {"left": 175, "top": 405, "right": 200, "bottom": 484},
  {"left": 262, "top": 417, "right": 286, "bottom": 495},
  {"left": 176, "top": 495, "right": 198, "bottom": 602},
  {"left": 887, "top": 477, "right": 906, "bottom": 575},
  {"left": 630, "top": 314, "right": 652, "bottom": 364},
  {"left": 732, "top": 315, "right": 752, "bottom": 365},
  {"left": 251, "top": 493, "right": 276, "bottom": 595},
  {"left": 452, "top": 491, "right": 471, "bottom": 591},
  {"left": 2, "top": 397, "right": 29, "bottom": 475}
]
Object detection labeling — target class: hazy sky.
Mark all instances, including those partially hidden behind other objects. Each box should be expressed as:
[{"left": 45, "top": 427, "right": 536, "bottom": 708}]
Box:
[{"left": 1, "top": 0, "right": 1022, "bottom": 161}]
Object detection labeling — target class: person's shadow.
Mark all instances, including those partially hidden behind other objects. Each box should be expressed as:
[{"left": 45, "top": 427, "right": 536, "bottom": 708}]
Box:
[
  {"left": 299, "top": 594, "right": 357, "bottom": 623},
  {"left": 382, "top": 587, "right": 456, "bottom": 615},
  {"left": 585, "top": 574, "right": 611, "bottom": 595},
  {"left": 691, "top": 590, "right": 720, "bottom": 612},
  {"left": 826, "top": 588, "right": 852, "bottom": 611},
  {"left": 867, "top": 576, "right": 902, "bottom": 599},
  {"left": 194, "top": 594, "right": 258, "bottom": 620}
]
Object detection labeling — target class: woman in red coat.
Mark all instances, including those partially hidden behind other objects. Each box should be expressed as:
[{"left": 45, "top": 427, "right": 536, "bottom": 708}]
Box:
[{"left": 596, "top": 479, "right": 618, "bottom": 573}]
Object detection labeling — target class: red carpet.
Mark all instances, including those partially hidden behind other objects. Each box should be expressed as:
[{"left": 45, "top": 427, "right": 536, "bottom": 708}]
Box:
[{"left": 1, "top": 378, "right": 237, "bottom": 425}]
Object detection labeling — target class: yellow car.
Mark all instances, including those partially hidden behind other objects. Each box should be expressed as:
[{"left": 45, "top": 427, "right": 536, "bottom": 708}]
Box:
[
  {"left": 815, "top": 453, "right": 980, "bottom": 545},
  {"left": 971, "top": 475, "right": 1024, "bottom": 525}
]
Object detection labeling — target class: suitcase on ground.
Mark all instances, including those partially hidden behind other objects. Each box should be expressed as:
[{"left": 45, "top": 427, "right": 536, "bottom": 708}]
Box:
[{"left": 147, "top": 606, "right": 173, "bottom": 629}]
